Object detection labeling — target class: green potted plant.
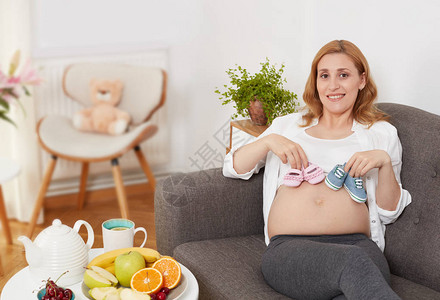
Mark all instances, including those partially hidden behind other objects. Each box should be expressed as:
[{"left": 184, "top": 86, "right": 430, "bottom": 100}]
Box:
[{"left": 215, "top": 58, "right": 299, "bottom": 125}]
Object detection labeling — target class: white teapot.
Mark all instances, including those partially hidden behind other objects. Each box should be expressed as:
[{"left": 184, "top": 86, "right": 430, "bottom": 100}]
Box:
[{"left": 18, "top": 219, "right": 94, "bottom": 285}]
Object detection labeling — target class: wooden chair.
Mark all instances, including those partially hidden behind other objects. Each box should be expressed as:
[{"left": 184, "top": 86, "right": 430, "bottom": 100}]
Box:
[
  {"left": 0, "top": 157, "right": 20, "bottom": 245},
  {"left": 27, "top": 63, "right": 167, "bottom": 237},
  {"left": 0, "top": 186, "right": 12, "bottom": 245}
]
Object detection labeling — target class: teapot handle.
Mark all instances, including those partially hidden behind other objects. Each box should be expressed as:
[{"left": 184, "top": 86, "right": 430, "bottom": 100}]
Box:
[{"left": 73, "top": 220, "right": 95, "bottom": 251}]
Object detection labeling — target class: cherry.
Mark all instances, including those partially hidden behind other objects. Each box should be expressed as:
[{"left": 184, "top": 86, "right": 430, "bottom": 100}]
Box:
[
  {"left": 150, "top": 294, "right": 157, "bottom": 300},
  {"left": 157, "top": 291, "right": 167, "bottom": 300},
  {"left": 63, "top": 289, "right": 72, "bottom": 299},
  {"left": 160, "top": 287, "right": 170, "bottom": 295},
  {"left": 41, "top": 277, "right": 73, "bottom": 300},
  {"left": 48, "top": 288, "right": 55, "bottom": 296}
]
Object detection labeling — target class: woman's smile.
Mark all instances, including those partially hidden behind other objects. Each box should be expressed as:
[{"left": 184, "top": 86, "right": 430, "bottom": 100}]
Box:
[{"left": 327, "top": 93, "right": 345, "bottom": 101}]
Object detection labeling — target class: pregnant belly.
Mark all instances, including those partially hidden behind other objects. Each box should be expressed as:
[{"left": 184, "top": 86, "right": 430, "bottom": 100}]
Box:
[{"left": 267, "top": 181, "right": 370, "bottom": 239}]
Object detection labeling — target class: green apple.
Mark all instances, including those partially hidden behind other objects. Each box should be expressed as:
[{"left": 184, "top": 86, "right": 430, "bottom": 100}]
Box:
[
  {"left": 84, "top": 269, "right": 113, "bottom": 289},
  {"left": 120, "top": 288, "right": 151, "bottom": 300},
  {"left": 89, "top": 286, "right": 118, "bottom": 300},
  {"left": 90, "top": 265, "right": 118, "bottom": 286},
  {"left": 115, "top": 251, "right": 146, "bottom": 287}
]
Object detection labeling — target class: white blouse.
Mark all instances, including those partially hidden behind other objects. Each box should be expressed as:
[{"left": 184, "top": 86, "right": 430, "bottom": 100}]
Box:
[{"left": 223, "top": 112, "right": 412, "bottom": 252}]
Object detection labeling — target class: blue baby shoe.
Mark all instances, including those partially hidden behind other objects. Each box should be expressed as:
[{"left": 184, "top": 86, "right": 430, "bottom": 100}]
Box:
[
  {"left": 344, "top": 174, "right": 367, "bottom": 203},
  {"left": 325, "top": 164, "right": 347, "bottom": 190}
]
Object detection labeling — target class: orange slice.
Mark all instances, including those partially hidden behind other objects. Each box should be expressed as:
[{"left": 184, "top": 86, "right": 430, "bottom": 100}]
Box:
[
  {"left": 152, "top": 256, "right": 182, "bottom": 289},
  {"left": 130, "top": 267, "right": 163, "bottom": 294}
]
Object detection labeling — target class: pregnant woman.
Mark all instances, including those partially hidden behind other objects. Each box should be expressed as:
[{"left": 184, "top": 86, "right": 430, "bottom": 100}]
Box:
[{"left": 223, "top": 40, "right": 411, "bottom": 299}]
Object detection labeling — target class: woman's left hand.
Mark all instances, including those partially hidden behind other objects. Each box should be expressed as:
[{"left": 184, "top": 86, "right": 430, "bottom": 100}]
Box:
[{"left": 345, "top": 150, "right": 391, "bottom": 177}]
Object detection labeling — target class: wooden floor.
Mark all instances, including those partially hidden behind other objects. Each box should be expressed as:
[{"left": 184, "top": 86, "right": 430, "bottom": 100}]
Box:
[{"left": 0, "top": 182, "right": 155, "bottom": 292}]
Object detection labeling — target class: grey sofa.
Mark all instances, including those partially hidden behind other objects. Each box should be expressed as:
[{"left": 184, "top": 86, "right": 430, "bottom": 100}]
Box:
[{"left": 155, "top": 103, "right": 440, "bottom": 299}]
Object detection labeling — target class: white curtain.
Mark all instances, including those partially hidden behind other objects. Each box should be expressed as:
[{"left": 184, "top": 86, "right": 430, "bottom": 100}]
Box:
[{"left": 0, "top": 0, "right": 43, "bottom": 223}]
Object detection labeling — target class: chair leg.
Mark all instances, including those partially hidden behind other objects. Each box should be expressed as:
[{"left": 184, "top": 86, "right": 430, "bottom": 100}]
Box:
[
  {"left": 0, "top": 185, "right": 12, "bottom": 245},
  {"left": 77, "top": 162, "right": 89, "bottom": 210},
  {"left": 111, "top": 159, "right": 129, "bottom": 219},
  {"left": 27, "top": 156, "right": 57, "bottom": 238},
  {"left": 0, "top": 253, "right": 3, "bottom": 276},
  {"left": 134, "top": 146, "right": 156, "bottom": 191}
]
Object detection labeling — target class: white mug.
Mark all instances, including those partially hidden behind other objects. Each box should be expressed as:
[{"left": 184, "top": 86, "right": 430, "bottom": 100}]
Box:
[{"left": 102, "top": 219, "right": 147, "bottom": 252}]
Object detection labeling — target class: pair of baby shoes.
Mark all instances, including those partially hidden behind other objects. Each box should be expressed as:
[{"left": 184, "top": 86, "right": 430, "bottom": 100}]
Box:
[
  {"left": 283, "top": 163, "right": 325, "bottom": 187},
  {"left": 325, "top": 163, "right": 367, "bottom": 203}
]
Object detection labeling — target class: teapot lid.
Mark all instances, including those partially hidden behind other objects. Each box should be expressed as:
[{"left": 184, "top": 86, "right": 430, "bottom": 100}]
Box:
[{"left": 43, "top": 219, "right": 72, "bottom": 236}]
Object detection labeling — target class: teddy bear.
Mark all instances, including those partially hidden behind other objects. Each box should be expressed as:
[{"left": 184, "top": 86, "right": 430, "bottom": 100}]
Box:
[{"left": 73, "top": 79, "right": 131, "bottom": 135}]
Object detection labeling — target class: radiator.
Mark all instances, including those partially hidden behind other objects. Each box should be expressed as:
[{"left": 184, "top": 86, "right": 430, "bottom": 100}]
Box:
[{"left": 33, "top": 49, "right": 169, "bottom": 194}]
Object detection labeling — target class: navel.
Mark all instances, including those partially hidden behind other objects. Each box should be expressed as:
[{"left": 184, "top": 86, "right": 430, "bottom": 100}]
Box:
[{"left": 314, "top": 197, "right": 325, "bottom": 206}]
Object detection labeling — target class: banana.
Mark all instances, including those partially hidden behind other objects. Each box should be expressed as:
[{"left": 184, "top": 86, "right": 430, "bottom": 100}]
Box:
[
  {"left": 87, "top": 247, "right": 161, "bottom": 269},
  {"left": 105, "top": 263, "right": 116, "bottom": 275},
  {"left": 136, "top": 247, "right": 162, "bottom": 263}
]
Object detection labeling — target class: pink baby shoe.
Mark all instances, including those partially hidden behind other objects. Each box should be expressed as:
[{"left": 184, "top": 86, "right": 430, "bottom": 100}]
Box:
[
  {"left": 283, "top": 168, "right": 304, "bottom": 187},
  {"left": 303, "top": 163, "right": 325, "bottom": 184}
]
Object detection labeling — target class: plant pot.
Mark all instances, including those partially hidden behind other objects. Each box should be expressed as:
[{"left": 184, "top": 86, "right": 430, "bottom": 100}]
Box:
[{"left": 248, "top": 98, "right": 268, "bottom": 125}]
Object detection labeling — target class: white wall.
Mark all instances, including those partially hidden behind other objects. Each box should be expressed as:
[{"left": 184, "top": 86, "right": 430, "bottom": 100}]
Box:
[
  {"left": 31, "top": 0, "right": 440, "bottom": 175},
  {"left": 302, "top": 0, "right": 440, "bottom": 115}
]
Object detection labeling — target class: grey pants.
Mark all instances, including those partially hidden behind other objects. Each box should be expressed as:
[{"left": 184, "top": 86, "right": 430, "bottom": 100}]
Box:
[{"left": 261, "top": 234, "right": 401, "bottom": 300}]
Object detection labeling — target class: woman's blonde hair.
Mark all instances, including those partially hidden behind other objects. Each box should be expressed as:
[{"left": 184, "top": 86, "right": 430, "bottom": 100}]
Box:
[{"left": 302, "top": 40, "right": 388, "bottom": 127}]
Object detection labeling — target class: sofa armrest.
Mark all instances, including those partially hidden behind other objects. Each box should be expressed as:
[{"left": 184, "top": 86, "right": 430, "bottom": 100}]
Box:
[{"left": 154, "top": 168, "right": 264, "bottom": 255}]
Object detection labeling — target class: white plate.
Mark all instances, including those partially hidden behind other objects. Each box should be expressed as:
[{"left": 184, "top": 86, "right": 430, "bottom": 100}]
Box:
[{"left": 82, "top": 265, "right": 188, "bottom": 299}]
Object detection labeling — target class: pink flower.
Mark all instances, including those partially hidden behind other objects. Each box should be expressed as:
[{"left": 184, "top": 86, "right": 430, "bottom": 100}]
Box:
[
  {"left": 0, "top": 72, "right": 20, "bottom": 100},
  {"left": 18, "top": 60, "right": 43, "bottom": 85},
  {"left": 0, "top": 69, "right": 15, "bottom": 89},
  {"left": 0, "top": 92, "right": 14, "bottom": 103},
  {"left": 0, "top": 50, "right": 42, "bottom": 126}
]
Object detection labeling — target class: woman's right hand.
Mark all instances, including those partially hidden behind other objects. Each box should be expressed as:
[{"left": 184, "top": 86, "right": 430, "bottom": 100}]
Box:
[{"left": 262, "top": 134, "right": 308, "bottom": 169}]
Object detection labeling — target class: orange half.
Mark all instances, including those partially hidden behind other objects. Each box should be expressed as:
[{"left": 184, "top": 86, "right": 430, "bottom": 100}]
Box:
[
  {"left": 130, "top": 267, "right": 163, "bottom": 294},
  {"left": 152, "top": 256, "right": 182, "bottom": 289}
]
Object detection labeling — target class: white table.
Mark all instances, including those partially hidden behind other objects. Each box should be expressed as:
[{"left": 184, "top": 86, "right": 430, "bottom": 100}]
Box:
[
  {"left": 0, "top": 157, "right": 20, "bottom": 245},
  {"left": 1, "top": 249, "right": 199, "bottom": 300}
]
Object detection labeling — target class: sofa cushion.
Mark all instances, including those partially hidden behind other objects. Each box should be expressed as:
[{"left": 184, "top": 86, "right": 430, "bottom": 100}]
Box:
[
  {"left": 174, "top": 235, "right": 440, "bottom": 300},
  {"left": 391, "top": 275, "right": 440, "bottom": 300},
  {"left": 173, "top": 235, "right": 291, "bottom": 299}
]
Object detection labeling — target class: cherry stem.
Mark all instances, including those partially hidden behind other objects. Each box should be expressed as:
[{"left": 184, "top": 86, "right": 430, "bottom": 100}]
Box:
[{"left": 54, "top": 270, "right": 69, "bottom": 284}]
